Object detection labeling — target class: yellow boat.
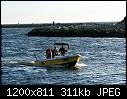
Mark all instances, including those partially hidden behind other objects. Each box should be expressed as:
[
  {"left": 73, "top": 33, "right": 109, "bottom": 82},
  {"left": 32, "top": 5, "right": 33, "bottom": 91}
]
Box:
[
  {"left": 33, "top": 43, "right": 81, "bottom": 67},
  {"left": 33, "top": 55, "right": 81, "bottom": 67}
]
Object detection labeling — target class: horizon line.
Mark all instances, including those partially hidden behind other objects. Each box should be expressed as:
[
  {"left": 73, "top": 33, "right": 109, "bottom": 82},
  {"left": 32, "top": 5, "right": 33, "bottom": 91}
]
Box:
[{"left": 1, "top": 21, "right": 119, "bottom": 25}]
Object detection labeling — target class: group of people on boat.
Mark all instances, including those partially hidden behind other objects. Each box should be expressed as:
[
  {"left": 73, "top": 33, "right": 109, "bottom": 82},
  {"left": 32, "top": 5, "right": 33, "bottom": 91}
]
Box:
[{"left": 46, "top": 46, "right": 67, "bottom": 59}]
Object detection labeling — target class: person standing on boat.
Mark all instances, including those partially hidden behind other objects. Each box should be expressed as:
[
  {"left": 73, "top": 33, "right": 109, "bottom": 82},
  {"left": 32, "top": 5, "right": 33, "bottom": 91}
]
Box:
[
  {"left": 46, "top": 48, "right": 52, "bottom": 59},
  {"left": 59, "top": 46, "right": 67, "bottom": 56},
  {"left": 52, "top": 47, "right": 58, "bottom": 58}
]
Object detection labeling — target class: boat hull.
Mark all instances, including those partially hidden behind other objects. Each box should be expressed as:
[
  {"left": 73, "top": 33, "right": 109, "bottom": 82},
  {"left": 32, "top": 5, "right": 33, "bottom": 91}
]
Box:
[{"left": 33, "top": 55, "right": 81, "bottom": 67}]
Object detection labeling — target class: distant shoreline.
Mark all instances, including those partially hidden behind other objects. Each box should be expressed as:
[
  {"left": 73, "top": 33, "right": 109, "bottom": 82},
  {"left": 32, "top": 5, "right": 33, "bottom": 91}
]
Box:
[
  {"left": 1, "top": 20, "right": 125, "bottom": 38},
  {"left": 1, "top": 24, "right": 44, "bottom": 28},
  {"left": 1, "top": 22, "right": 117, "bottom": 28}
]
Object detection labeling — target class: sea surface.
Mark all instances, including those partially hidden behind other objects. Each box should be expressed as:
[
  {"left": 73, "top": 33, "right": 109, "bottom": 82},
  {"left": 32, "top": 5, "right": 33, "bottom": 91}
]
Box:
[{"left": 1, "top": 28, "right": 126, "bottom": 85}]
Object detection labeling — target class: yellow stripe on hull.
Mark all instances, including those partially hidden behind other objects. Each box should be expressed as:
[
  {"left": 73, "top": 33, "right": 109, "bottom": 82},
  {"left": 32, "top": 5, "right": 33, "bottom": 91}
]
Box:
[{"left": 34, "top": 55, "right": 81, "bottom": 67}]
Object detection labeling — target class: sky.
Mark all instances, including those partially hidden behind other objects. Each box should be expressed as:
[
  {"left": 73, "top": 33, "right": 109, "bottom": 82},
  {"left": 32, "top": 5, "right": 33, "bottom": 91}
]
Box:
[{"left": 1, "top": 1, "right": 126, "bottom": 24}]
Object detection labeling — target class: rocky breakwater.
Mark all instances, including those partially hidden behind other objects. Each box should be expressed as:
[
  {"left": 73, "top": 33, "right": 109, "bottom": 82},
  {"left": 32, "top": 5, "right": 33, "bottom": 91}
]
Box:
[{"left": 26, "top": 17, "right": 125, "bottom": 37}]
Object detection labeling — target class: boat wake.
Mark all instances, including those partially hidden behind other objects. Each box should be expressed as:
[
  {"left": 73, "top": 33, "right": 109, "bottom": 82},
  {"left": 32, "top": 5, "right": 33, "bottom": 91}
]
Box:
[
  {"left": 2, "top": 60, "right": 35, "bottom": 66},
  {"left": 75, "top": 63, "right": 87, "bottom": 67},
  {"left": 74, "top": 63, "right": 87, "bottom": 69},
  {"left": 17, "top": 61, "right": 35, "bottom": 66}
]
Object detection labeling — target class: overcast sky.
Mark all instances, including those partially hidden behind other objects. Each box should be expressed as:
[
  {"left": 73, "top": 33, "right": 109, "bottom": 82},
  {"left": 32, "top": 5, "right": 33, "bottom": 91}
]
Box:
[{"left": 1, "top": 1, "right": 126, "bottom": 24}]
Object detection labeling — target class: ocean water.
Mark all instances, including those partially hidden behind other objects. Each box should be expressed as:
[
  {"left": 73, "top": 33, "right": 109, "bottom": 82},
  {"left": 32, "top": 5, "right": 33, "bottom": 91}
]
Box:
[{"left": 1, "top": 28, "right": 126, "bottom": 85}]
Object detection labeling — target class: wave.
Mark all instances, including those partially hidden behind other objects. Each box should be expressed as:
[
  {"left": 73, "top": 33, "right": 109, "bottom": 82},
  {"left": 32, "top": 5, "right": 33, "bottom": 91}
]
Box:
[
  {"left": 74, "top": 63, "right": 87, "bottom": 70},
  {"left": 75, "top": 63, "right": 87, "bottom": 67}
]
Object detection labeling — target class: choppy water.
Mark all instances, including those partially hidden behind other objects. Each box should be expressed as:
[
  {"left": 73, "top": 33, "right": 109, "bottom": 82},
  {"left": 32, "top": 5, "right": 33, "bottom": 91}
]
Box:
[{"left": 1, "top": 28, "right": 126, "bottom": 85}]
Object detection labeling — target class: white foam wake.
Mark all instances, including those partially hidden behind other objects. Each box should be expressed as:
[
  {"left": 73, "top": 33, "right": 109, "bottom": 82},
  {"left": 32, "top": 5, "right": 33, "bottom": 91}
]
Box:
[{"left": 75, "top": 63, "right": 87, "bottom": 67}]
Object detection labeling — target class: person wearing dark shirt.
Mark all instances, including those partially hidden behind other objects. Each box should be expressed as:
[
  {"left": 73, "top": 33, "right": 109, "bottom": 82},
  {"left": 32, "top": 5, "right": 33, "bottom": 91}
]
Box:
[
  {"left": 52, "top": 47, "right": 58, "bottom": 58},
  {"left": 59, "top": 46, "right": 67, "bottom": 56}
]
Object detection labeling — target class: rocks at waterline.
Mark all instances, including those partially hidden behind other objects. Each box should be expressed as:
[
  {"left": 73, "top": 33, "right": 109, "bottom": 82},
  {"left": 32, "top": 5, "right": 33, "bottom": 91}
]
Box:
[{"left": 26, "top": 17, "right": 125, "bottom": 37}]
